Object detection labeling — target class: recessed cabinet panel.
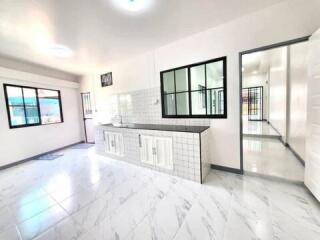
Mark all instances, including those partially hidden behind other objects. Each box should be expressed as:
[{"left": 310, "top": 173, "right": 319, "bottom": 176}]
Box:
[
  {"left": 140, "top": 135, "right": 154, "bottom": 166},
  {"left": 139, "top": 134, "right": 173, "bottom": 170},
  {"left": 154, "top": 137, "right": 173, "bottom": 170},
  {"left": 104, "top": 131, "right": 124, "bottom": 156}
]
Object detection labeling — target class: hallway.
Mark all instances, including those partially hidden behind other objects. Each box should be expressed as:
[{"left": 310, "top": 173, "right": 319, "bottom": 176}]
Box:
[
  {"left": 242, "top": 120, "right": 280, "bottom": 138},
  {"left": 243, "top": 136, "right": 304, "bottom": 182},
  {"left": 241, "top": 43, "right": 308, "bottom": 183}
]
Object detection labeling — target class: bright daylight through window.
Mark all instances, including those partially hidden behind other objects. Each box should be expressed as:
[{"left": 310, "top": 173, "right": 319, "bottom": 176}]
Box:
[
  {"left": 160, "top": 56, "right": 227, "bottom": 118},
  {"left": 4, "top": 84, "right": 63, "bottom": 128}
]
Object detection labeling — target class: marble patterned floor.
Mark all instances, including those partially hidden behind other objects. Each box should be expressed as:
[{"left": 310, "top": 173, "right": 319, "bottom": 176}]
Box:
[
  {"left": 243, "top": 137, "right": 305, "bottom": 182},
  {"left": 0, "top": 147, "right": 319, "bottom": 240},
  {"left": 243, "top": 120, "right": 280, "bottom": 137}
]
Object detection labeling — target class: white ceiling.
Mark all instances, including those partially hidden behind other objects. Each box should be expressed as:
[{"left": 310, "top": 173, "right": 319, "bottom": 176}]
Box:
[{"left": 0, "top": 0, "right": 285, "bottom": 76}]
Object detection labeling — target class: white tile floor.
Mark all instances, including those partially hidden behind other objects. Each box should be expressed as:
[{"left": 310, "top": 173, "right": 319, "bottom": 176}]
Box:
[
  {"left": 243, "top": 120, "right": 280, "bottom": 137},
  {"left": 0, "top": 146, "right": 319, "bottom": 240},
  {"left": 243, "top": 137, "right": 304, "bottom": 182}
]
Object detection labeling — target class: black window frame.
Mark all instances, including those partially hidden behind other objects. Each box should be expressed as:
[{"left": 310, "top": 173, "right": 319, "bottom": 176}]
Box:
[
  {"left": 3, "top": 83, "right": 64, "bottom": 129},
  {"left": 160, "top": 56, "right": 227, "bottom": 119}
]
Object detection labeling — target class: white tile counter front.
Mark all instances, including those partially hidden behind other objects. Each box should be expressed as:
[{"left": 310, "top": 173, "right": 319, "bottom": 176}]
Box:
[{"left": 95, "top": 124, "right": 210, "bottom": 183}]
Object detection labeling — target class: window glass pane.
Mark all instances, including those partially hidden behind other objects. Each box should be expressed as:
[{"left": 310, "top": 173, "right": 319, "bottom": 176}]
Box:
[
  {"left": 191, "top": 90, "right": 206, "bottom": 115},
  {"left": 6, "top": 86, "right": 26, "bottom": 126},
  {"left": 23, "top": 88, "right": 38, "bottom": 106},
  {"left": 9, "top": 106, "right": 26, "bottom": 126},
  {"left": 38, "top": 89, "right": 59, "bottom": 98},
  {"left": 23, "top": 88, "right": 40, "bottom": 124},
  {"left": 218, "top": 90, "right": 224, "bottom": 114},
  {"left": 206, "top": 89, "right": 216, "bottom": 115},
  {"left": 25, "top": 107, "right": 40, "bottom": 124},
  {"left": 206, "top": 61, "right": 224, "bottom": 89},
  {"left": 164, "top": 94, "right": 176, "bottom": 115},
  {"left": 176, "top": 92, "right": 189, "bottom": 115},
  {"left": 191, "top": 65, "right": 205, "bottom": 91},
  {"left": 175, "top": 68, "right": 188, "bottom": 92},
  {"left": 38, "top": 89, "right": 62, "bottom": 124},
  {"left": 7, "top": 86, "right": 24, "bottom": 105},
  {"left": 162, "top": 71, "right": 175, "bottom": 94},
  {"left": 207, "top": 89, "right": 224, "bottom": 115},
  {"left": 161, "top": 57, "right": 226, "bottom": 118}
]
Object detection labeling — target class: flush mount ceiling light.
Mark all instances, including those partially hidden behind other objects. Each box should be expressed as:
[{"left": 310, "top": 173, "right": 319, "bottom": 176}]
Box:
[
  {"left": 111, "top": 0, "right": 153, "bottom": 13},
  {"left": 46, "top": 44, "right": 73, "bottom": 58}
]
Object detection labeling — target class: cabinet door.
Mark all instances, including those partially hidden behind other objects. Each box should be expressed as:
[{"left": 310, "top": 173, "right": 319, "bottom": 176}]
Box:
[
  {"left": 114, "top": 133, "right": 124, "bottom": 156},
  {"left": 109, "top": 133, "right": 116, "bottom": 154},
  {"left": 104, "top": 131, "right": 123, "bottom": 156},
  {"left": 140, "top": 135, "right": 154, "bottom": 165},
  {"left": 154, "top": 136, "right": 173, "bottom": 170},
  {"left": 104, "top": 131, "right": 112, "bottom": 153}
]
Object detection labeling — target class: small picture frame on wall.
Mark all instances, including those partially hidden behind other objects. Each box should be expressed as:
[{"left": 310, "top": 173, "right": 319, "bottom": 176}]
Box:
[{"left": 101, "top": 72, "right": 113, "bottom": 87}]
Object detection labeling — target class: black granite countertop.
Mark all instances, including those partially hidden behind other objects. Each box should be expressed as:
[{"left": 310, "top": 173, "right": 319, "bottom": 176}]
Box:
[{"left": 101, "top": 123, "right": 210, "bottom": 133}]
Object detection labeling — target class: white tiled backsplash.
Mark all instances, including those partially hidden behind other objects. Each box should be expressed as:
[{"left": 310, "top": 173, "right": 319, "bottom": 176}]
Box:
[{"left": 105, "top": 87, "right": 211, "bottom": 126}]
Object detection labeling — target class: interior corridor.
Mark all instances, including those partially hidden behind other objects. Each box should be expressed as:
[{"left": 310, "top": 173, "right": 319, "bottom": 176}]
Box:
[
  {"left": 242, "top": 119, "right": 280, "bottom": 137},
  {"left": 243, "top": 135, "right": 304, "bottom": 182},
  {"left": 241, "top": 43, "right": 308, "bottom": 183}
]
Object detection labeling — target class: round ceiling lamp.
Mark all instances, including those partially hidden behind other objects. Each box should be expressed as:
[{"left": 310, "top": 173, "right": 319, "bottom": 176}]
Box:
[
  {"left": 46, "top": 44, "right": 73, "bottom": 58},
  {"left": 111, "top": 0, "right": 153, "bottom": 13}
]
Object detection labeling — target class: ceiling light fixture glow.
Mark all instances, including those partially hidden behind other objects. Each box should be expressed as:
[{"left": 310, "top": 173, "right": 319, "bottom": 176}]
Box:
[
  {"left": 111, "top": 0, "right": 153, "bottom": 13},
  {"left": 46, "top": 44, "right": 73, "bottom": 58}
]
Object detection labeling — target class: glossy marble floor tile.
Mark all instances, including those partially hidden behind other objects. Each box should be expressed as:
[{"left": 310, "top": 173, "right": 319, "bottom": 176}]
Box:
[
  {"left": 0, "top": 147, "right": 319, "bottom": 240},
  {"left": 243, "top": 137, "right": 304, "bottom": 182},
  {"left": 243, "top": 120, "right": 280, "bottom": 137}
]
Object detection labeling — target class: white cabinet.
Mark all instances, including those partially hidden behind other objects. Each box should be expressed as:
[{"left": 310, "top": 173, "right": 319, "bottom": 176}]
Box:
[
  {"left": 140, "top": 135, "right": 154, "bottom": 165},
  {"left": 139, "top": 135, "right": 173, "bottom": 170},
  {"left": 154, "top": 137, "right": 173, "bottom": 170},
  {"left": 104, "top": 131, "right": 124, "bottom": 156}
]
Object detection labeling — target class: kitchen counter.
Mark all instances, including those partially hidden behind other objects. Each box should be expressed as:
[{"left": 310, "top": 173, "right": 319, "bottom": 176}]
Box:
[
  {"left": 96, "top": 123, "right": 211, "bottom": 183},
  {"left": 101, "top": 123, "right": 210, "bottom": 133}
]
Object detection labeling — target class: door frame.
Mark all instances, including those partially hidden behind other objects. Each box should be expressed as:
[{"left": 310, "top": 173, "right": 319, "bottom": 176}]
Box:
[
  {"left": 238, "top": 35, "right": 310, "bottom": 173},
  {"left": 81, "top": 92, "right": 94, "bottom": 144}
]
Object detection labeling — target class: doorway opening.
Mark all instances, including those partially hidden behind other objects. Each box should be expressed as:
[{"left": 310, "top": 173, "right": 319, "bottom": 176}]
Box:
[
  {"left": 81, "top": 92, "right": 95, "bottom": 144},
  {"left": 239, "top": 37, "right": 309, "bottom": 182},
  {"left": 242, "top": 86, "right": 263, "bottom": 121}
]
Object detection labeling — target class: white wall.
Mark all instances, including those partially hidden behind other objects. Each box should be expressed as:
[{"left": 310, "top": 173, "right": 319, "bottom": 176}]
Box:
[
  {"left": 243, "top": 73, "right": 269, "bottom": 120},
  {"left": 268, "top": 47, "right": 288, "bottom": 139},
  {"left": 0, "top": 67, "right": 84, "bottom": 167},
  {"left": 81, "top": 0, "right": 320, "bottom": 169},
  {"left": 287, "top": 42, "right": 308, "bottom": 160}
]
